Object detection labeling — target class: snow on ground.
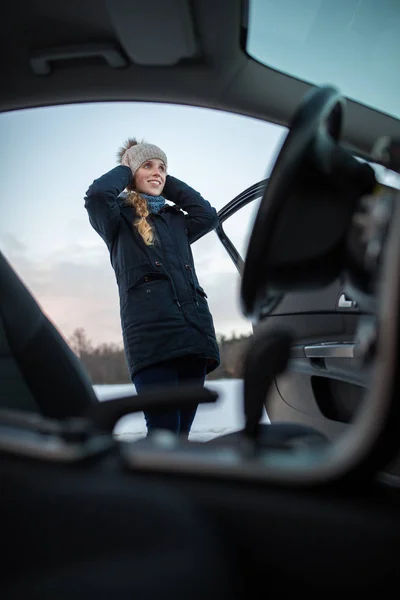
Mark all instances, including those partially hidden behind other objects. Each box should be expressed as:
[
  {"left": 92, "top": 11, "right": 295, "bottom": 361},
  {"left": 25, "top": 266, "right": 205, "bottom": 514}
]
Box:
[{"left": 93, "top": 379, "right": 269, "bottom": 442}]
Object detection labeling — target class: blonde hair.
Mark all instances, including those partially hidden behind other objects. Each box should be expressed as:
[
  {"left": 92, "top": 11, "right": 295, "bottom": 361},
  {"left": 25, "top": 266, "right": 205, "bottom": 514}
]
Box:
[
  {"left": 127, "top": 190, "right": 155, "bottom": 246},
  {"left": 117, "top": 137, "right": 155, "bottom": 246}
]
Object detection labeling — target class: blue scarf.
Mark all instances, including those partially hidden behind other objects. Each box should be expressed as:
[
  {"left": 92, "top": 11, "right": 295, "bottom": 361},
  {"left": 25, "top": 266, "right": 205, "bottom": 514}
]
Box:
[{"left": 140, "top": 193, "right": 166, "bottom": 214}]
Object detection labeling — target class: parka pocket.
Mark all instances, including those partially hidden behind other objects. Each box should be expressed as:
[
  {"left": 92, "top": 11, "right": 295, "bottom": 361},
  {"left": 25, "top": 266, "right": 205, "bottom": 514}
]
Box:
[
  {"left": 119, "top": 265, "right": 169, "bottom": 293},
  {"left": 187, "top": 278, "right": 208, "bottom": 302},
  {"left": 118, "top": 265, "right": 178, "bottom": 328},
  {"left": 195, "top": 285, "right": 208, "bottom": 300},
  {"left": 191, "top": 281, "right": 216, "bottom": 341}
]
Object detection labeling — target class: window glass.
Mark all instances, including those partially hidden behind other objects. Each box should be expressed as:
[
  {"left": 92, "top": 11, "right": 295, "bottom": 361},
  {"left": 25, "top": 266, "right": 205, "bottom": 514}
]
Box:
[
  {"left": 222, "top": 197, "right": 262, "bottom": 260},
  {"left": 247, "top": 0, "right": 400, "bottom": 118}
]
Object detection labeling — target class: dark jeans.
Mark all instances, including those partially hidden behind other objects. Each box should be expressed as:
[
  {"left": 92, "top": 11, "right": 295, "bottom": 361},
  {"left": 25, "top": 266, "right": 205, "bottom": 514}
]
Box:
[{"left": 133, "top": 355, "right": 207, "bottom": 437}]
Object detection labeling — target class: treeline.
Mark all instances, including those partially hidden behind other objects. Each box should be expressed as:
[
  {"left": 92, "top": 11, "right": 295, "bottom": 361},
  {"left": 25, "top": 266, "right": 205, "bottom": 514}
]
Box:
[{"left": 68, "top": 328, "right": 252, "bottom": 384}]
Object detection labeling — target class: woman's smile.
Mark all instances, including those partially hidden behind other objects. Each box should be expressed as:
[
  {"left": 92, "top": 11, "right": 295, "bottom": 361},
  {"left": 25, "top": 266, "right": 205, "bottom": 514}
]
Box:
[{"left": 135, "top": 159, "right": 166, "bottom": 195}]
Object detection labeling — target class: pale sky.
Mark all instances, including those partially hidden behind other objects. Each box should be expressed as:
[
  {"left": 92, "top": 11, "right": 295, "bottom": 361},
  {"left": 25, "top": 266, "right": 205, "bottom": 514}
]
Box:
[
  {"left": 0, "top": 101, "right": 287, "bottom": 346},
  {"left": 248, "top": 0, "right": 400, "bottom": 119}
]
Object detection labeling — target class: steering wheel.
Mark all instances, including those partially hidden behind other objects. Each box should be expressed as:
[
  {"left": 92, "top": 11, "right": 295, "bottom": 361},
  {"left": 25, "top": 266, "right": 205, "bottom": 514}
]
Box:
[{"left": 241, "top": 85, "right": 375, "bottom": 321}]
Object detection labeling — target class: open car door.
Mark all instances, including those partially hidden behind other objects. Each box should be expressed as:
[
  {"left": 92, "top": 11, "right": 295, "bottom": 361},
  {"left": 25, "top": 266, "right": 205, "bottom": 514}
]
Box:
[{"left": 215, "top": 179, "right": 366, "bottom": 443}]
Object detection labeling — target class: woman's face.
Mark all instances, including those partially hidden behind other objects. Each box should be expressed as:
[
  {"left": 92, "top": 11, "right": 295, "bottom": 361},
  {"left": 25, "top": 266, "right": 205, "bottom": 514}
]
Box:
[{"left": 134, "top": 159, "right": 167, "bottom": 196}]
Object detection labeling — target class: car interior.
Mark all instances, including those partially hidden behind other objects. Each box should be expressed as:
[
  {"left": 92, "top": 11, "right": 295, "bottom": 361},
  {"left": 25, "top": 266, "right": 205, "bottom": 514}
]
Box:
[{"left": 1, "top": 0, "right": 400, "bottom": 596}]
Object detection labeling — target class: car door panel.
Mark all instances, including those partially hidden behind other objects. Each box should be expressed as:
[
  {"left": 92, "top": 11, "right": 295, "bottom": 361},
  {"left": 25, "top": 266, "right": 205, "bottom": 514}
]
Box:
[
  {"left": 269, "top": 279, "right": 359, "bottom": 315},
  {"left": 216, "top": 184, "right": 368, "bottom": 441},
  {"left": 253, "top": 308, "right": 367, "bottom": 435},
  {"left": 266, "top": 375, "right": 350, "bottom": 441}
]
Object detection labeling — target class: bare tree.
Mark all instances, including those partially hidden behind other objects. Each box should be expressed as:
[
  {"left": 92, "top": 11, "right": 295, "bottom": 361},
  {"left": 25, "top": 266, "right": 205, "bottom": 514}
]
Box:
[{"left": 68, "top": 327, "right": 251, "bottom": 384}]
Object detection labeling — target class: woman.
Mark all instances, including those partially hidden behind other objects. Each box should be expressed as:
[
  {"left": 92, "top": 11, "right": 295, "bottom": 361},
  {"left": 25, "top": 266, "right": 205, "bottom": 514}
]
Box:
[{"left": 84, "top": 138, "right": 220, "bottom": 437}]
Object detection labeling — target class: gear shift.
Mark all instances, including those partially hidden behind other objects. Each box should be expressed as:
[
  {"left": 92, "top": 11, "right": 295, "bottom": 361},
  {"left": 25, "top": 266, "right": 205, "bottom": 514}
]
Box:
[{"left": 243, "top": 327, "right": 293, "bottom": 445}]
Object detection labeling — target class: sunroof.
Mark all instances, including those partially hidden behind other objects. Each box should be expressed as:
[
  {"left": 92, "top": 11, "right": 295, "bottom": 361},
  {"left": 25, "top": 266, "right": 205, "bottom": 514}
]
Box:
[{"left": 246, "top": 0, "right": 400, "bottom": 120}]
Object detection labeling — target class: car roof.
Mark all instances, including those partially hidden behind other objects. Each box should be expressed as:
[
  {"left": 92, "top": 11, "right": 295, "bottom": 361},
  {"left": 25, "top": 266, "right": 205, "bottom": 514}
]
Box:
[{"left": 1, "top": 0, "right": 399, "bottom": 158}]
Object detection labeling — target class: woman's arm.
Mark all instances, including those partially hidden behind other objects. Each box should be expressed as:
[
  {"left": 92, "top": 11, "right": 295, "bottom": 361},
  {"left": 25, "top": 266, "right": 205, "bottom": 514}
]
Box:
[
  {"left": 163, "top": 175, "right": 218, "bottom": 244},
  {"left": 84, "top": 165, "right": 132, "bottom": 245}
]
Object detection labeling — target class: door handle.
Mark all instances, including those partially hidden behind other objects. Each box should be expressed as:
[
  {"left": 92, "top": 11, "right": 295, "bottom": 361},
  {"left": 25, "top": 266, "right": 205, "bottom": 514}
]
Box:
[
  {"left": 304, "top": 342, "right": 357, "bottom": 359},
  {"left": 338, "top": 293, "right": 357, "bottom": 309}
]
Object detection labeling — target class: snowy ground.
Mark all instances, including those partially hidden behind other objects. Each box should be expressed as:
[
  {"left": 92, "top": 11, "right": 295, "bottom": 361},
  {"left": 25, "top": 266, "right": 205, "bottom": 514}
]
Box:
[{"left": 94, "top": 379, "right": 269, "bottom": 442}]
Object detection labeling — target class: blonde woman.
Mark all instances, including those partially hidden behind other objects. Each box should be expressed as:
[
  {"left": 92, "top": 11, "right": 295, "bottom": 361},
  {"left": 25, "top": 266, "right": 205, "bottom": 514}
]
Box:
[{"left": 84, "top": 138, "right": 220, "bottom": 437}]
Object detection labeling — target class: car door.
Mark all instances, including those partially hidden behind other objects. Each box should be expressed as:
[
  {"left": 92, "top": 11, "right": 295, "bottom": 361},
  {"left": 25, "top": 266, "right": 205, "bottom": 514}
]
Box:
[{"left": 215, "top": 179, "right": 368, "bottom": 443}]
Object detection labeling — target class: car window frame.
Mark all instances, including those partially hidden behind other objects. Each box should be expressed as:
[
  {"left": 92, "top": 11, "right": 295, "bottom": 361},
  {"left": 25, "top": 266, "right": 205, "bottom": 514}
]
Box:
[{"left": 215, "top": 179, "right": 268, "bottom": 276}]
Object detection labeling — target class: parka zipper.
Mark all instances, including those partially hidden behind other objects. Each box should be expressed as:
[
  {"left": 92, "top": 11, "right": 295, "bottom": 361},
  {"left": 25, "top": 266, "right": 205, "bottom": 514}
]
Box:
[
  {"left": 151, "top": 214, "right": 182, "bottom": 308},
  {"left": 152, "top": 212, "right": 203, "bottom": 319},
  {"left": 159, "top": 212, "right": 197, "bottom": 306},
  {"left": 151, "top": 215, "right": 208, "bottom": 343}
]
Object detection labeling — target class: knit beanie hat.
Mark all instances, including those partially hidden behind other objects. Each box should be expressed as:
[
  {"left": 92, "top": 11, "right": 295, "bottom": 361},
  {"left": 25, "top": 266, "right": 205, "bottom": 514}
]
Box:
[{"left": 117, "top": 137, "right": 167, "bottom": 177}]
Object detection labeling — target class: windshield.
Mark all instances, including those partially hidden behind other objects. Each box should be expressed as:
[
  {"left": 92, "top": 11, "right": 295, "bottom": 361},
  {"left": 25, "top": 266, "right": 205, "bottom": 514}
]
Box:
[
  {"left": 246, "top": 0, "right": 400, "bottom": 119},
  {"left": 0, "top": 101, "right": 286, "bottom": 351},
  {"left": 0, "top": 101, "right": 287, "bottom": 440}
]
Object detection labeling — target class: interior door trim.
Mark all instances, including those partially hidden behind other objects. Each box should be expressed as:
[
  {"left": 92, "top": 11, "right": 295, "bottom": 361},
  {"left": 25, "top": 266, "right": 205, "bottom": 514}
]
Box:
[{"left": 304, "top": 342, "right": 357, "bottom": 359}]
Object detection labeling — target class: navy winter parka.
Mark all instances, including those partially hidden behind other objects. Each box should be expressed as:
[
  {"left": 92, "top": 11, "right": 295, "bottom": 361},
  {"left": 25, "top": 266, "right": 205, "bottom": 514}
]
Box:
[{"left": 84, "top": 165, "right": 220, "bottom": 378}]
